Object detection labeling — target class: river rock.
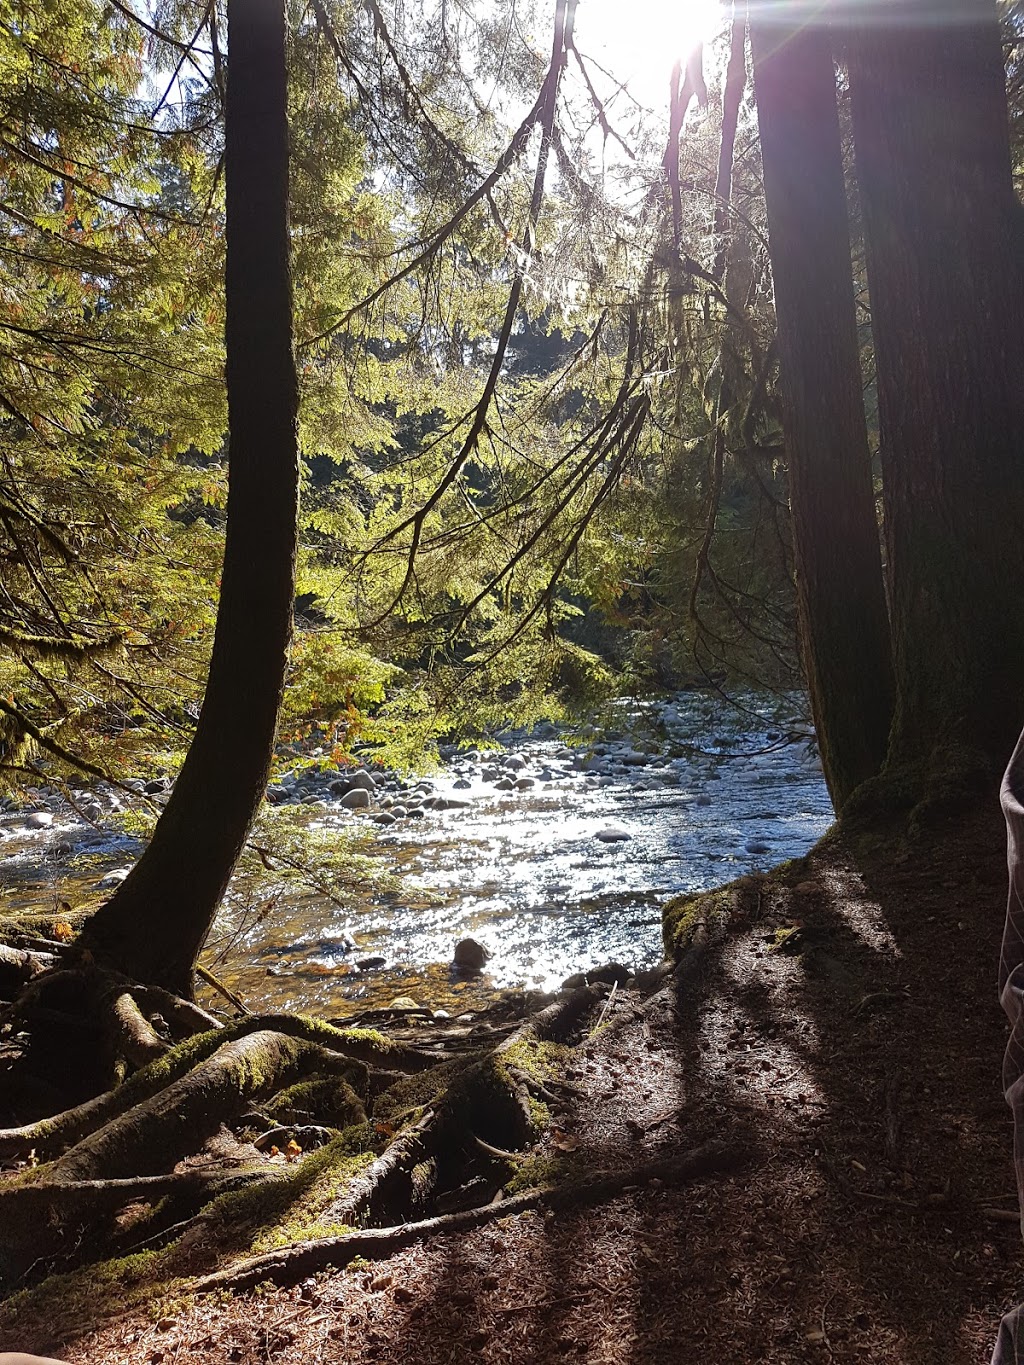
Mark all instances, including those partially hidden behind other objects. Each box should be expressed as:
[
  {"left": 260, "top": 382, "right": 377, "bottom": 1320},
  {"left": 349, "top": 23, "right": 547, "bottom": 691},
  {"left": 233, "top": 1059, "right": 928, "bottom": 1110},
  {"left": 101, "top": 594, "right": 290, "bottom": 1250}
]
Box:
[
  {"left": 746, "top": 840, "right": 771, "bottom": 855},
  {"left": 453, "top": 778, "right": 472, "bottom": 790},
  {"left": 373, "top": 812, "right": 396, "bottom": 825},
  {"left": 357, "top": 956, "right": 387, "bottom": 970},
  {"left": 340, "top": 788, "right": 370, "bottom": 809},
  {"left": 595, "top": 825, "right": 631, "bottom": 843},
  {"left": 94, "top": 866, "right": 132, "bottom": 888},
  {"left": 503, "top": 755, "right": 527, "bottom": 772},
  {"left": 694, "top": 793, "right": 713, "bottom": 806},
  {"left": 143, "top": 778, "right": 168, "bottom": 794},
  {"left": 388, "top": 996, "right": 421, "bottom": 1011},
  {"left": 266, "top": 785, "right": 291, "bottom": 804},
  {"left": 391, "top": 805, "right": 407, "bottom": 817},
  {"left": 347, "top": 769, "right": 376, "bottom": 791},
  {"left": 494, "top": 777, "right": 516, "bottom": 791},
  {"left": 514, "top": 777, "right": 536, "bottom": 790},
  {"left": 561, "top": 962, "right": 632, "bottom": 989},
  {"left": 453, "top": 937, "right": 491, "bottom": 971},
  {"left": 24, "top": 811, "right": 53, "bottom": 829}
]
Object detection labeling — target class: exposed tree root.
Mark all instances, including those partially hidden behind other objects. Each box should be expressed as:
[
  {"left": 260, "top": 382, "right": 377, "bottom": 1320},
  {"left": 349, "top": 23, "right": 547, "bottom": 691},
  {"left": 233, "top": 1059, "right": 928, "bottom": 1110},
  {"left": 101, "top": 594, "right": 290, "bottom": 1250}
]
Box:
[
  {"left": 0, "top": 1011, "right": 432, "bottom": 1164},
  {"left": 0, "top": 944, "right": 57, "bottom": 997},
  {"left": 106, "top": 990, "right": 168, "bottom": 1070},
  {"left": 46, "top": 1030, "right": 347, "bottom": 1183},
  {"left": 193, "top": 1140, "right": 749, "bottom": 1295},
  {"left": 320, "top": 983, "right": 611, "bottom": 1228},
  {"left": 0, "top": 963, "right": 665, "bottom": 1302}
]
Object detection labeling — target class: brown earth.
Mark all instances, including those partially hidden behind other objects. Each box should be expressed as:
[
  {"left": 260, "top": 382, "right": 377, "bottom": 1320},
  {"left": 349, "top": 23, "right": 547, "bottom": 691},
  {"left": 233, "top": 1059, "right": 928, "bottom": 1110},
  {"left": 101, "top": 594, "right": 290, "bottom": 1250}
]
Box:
[{"left": 2, "top": 802, "right": 1021, "bottom": 1364}]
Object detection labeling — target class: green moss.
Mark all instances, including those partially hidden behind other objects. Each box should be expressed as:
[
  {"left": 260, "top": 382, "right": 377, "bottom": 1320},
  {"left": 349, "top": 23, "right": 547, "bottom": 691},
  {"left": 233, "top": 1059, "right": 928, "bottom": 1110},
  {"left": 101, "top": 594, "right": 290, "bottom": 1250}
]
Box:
[
  {"left": 472, "top": 1037, "right": 569, "bottom": 1141},
  {"left": 191, "top": 1126, "right": 376, "bottom": 1256},
  {"left": 502, "top": 1153, "right": 567, "bottom": 1196},
  {"left": 268, "top": 1075, "right": 366, "bottom": 1126},
  {"left": 371, "top": 1057, "right": 468, "bottom": 1125},
  {"left": 773, "top": 854, "right": 812, "bottom": 879},
  {"left": 663, "top": 877, "right": 773, "bottom": 957},
  {"left": 0, "top": 1241, "right": 185, "bottom": 1345},
  {"left": 663, "top": 889, "right": 721, "bottom": 955},
  {"left": 500, "top": 1036, "right": 569, "bottom": 1079},
  {"left": 527, "top": 1095, "right": 550, "bottom": 1130}
]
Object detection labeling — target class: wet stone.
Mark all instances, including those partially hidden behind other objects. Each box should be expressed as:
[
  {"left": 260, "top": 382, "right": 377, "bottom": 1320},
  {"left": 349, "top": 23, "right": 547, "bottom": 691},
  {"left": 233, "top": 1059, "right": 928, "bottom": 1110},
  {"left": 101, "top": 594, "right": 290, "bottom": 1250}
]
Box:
[
  {"left": 595, "top": 825, "right": 631, "bottom": 843},
  {"left": 453, "top": 937, "right": 491, "bottom": 971}
]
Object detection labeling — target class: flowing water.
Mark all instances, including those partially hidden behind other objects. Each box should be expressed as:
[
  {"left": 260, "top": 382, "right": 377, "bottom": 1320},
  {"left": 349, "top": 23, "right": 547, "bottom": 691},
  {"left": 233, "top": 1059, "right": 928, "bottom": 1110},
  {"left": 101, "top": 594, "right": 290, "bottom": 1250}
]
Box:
[{"left": 0, "top": 691, "right": 834, "bottom": 1017}]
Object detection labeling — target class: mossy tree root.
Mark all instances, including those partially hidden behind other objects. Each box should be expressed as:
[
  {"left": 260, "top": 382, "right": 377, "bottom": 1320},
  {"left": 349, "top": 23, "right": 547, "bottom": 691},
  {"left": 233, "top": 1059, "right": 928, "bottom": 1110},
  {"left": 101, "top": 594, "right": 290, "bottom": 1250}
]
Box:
[
  {"left": 0, "top": 1030, "right": 361, "bottom": 1292},
  {"left": 193, "top": 1140, "right": 749, "bottom": 1295},
  {"left": 0, "top": 1167, "right": 274, "bottom": 1295},
  {"left": 321, "top": 983, "right": 611, "bottom": 1227},
  {"left": 0, "top": 981, "right": 615, "bottom": 1296},
  {"left": 46, "top": 1030, "right": 352, "bottom": 1184},
  {"left": 0, "top": 944, "right": 58, "bottom": 999},
  {"left": 105, "top": 990, "right": 168, "bottom": 1071},
  {"left": 0, "top": 1011, "right": 420, "bottom": 1164}
]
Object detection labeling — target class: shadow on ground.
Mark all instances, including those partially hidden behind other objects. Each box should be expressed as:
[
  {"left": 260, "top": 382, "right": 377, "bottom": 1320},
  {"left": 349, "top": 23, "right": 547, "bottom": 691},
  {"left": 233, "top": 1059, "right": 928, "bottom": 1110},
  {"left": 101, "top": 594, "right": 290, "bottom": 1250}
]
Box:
[{"left": 3, "top": 804, "right": 1020, "bottom": 1365}]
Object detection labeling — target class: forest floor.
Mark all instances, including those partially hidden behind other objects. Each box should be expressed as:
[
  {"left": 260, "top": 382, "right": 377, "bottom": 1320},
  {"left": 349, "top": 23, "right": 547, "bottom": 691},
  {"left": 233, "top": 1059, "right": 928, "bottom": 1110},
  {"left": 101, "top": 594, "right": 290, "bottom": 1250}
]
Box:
[{"left": 2, "top": 799, "right": 1021, "bottom": 1364}]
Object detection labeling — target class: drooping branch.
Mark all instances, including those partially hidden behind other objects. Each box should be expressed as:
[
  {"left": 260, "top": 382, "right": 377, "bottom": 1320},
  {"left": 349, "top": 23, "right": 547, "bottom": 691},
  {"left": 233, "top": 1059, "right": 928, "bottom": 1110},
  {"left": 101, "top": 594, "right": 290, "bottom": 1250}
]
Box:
[{"left": 354, "top": 0, "right": 578, "bottom": 627}]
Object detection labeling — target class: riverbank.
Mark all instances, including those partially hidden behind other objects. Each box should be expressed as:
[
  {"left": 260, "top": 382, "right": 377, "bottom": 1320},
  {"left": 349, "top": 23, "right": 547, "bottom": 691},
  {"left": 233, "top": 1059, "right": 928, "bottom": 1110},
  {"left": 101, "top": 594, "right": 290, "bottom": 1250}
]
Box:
[
  {"left": 2, "top": 797, "right": 1018, "bottom": 1364},
  {"left": 0, "top": 691, "right": 831, "bottom": 1018}
]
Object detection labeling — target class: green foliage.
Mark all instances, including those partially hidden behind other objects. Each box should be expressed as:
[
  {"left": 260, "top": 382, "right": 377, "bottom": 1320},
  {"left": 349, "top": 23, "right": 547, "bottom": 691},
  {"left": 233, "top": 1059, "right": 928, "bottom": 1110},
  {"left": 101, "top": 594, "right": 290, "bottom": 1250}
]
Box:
[{"left": 0, "top": 0, "right": 813, "bottom": 799}]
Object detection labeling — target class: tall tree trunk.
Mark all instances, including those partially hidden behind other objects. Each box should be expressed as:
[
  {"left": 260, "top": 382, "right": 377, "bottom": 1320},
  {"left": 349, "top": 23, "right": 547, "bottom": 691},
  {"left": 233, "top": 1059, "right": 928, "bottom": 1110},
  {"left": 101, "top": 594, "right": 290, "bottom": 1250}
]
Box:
[
  {"left": 847, "top": 0, "right": 1024, "bottom": 790},
  {"left": 80, "top": 0, "right": 299, "bottom": 996},
  {"left": 750, "top": 9, "right": 894, "bottom": 811}
]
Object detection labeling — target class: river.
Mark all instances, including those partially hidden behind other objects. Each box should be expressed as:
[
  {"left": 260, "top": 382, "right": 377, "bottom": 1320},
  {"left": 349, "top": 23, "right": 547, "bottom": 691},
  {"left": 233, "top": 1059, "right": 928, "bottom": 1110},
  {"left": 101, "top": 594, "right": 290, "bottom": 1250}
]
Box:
[{"left": 0, "top": 690, "right": 834, "bottom": 1017}]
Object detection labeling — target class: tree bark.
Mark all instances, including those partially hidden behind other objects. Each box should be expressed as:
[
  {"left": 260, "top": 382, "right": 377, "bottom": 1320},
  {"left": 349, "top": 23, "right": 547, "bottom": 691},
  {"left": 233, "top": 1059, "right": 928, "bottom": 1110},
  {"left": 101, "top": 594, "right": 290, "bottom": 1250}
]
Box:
[
  {"left": 750, "top": 8, "right": 894, "bottom": 811},
  {"left": 848, "top": 0, "right": 1024, "bottom": 786},
  {"left": 80, "top": 0, "right": 299, "bottom": 994}
]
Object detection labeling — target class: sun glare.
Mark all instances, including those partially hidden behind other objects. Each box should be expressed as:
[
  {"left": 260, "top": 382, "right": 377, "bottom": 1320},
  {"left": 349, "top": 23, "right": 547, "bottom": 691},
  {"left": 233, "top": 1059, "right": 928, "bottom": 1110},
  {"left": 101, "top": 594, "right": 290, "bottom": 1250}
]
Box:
[{"left": 573, "top": 0, "right": 723, "bottom": 111}]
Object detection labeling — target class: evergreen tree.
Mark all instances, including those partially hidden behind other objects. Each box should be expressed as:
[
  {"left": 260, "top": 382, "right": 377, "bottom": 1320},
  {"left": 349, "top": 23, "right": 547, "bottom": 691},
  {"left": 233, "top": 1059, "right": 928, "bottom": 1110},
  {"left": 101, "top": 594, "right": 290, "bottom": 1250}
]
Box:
[{"left": 81, "top": 0, "right": 299, "bottom": 993}]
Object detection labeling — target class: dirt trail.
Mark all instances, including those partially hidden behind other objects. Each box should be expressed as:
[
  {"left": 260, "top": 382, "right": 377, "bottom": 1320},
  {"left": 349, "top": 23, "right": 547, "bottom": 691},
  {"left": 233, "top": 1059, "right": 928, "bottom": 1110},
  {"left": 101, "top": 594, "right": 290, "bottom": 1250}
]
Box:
[{"left": 4, "top": 806, "right": 1021, "bottom": 1364}]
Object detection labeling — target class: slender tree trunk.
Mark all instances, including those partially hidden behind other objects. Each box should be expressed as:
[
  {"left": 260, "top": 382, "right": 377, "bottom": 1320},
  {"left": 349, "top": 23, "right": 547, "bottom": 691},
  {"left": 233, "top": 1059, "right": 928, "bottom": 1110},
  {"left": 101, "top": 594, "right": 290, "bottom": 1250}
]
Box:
[
  {"left": 80, "top": 0, "right": 299, "bottom": 995},
  {"left": 712, "top": 10, "right": 748, "bottom": 283},
  {"left": 847, "top": 0, "right": 1024, "bottom": 788},
  {"left": 750, "top": 9, "right": 894, "bottom": 811}
]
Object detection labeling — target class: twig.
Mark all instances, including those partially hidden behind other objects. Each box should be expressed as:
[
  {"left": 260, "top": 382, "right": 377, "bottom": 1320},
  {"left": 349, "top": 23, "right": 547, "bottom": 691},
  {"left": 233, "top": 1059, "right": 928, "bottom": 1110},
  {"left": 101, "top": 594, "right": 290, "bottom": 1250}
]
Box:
[
  {"left": 981, "top": 1207, "right": 1022, "bottom": 1224},
  {"left": 590, "top": 980, "right": 618, "bottom": 1035},
  {"left": 195, "top": 963, "right": 251, "bottom": 1015}
]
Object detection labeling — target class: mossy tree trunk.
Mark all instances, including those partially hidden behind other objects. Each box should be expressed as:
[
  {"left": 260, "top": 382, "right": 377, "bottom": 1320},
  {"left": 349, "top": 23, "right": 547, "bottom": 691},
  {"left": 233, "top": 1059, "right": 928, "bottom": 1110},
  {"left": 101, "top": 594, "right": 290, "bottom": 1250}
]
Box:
[
  {"left": 751, "top": 7, "right": 894, "bottom": 812},
  {"left": 80, "top": 0, "right": 299, "bottom": 995},
  {"left": 848, "top": 0, "right": 1024, "bottom": 787}
]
